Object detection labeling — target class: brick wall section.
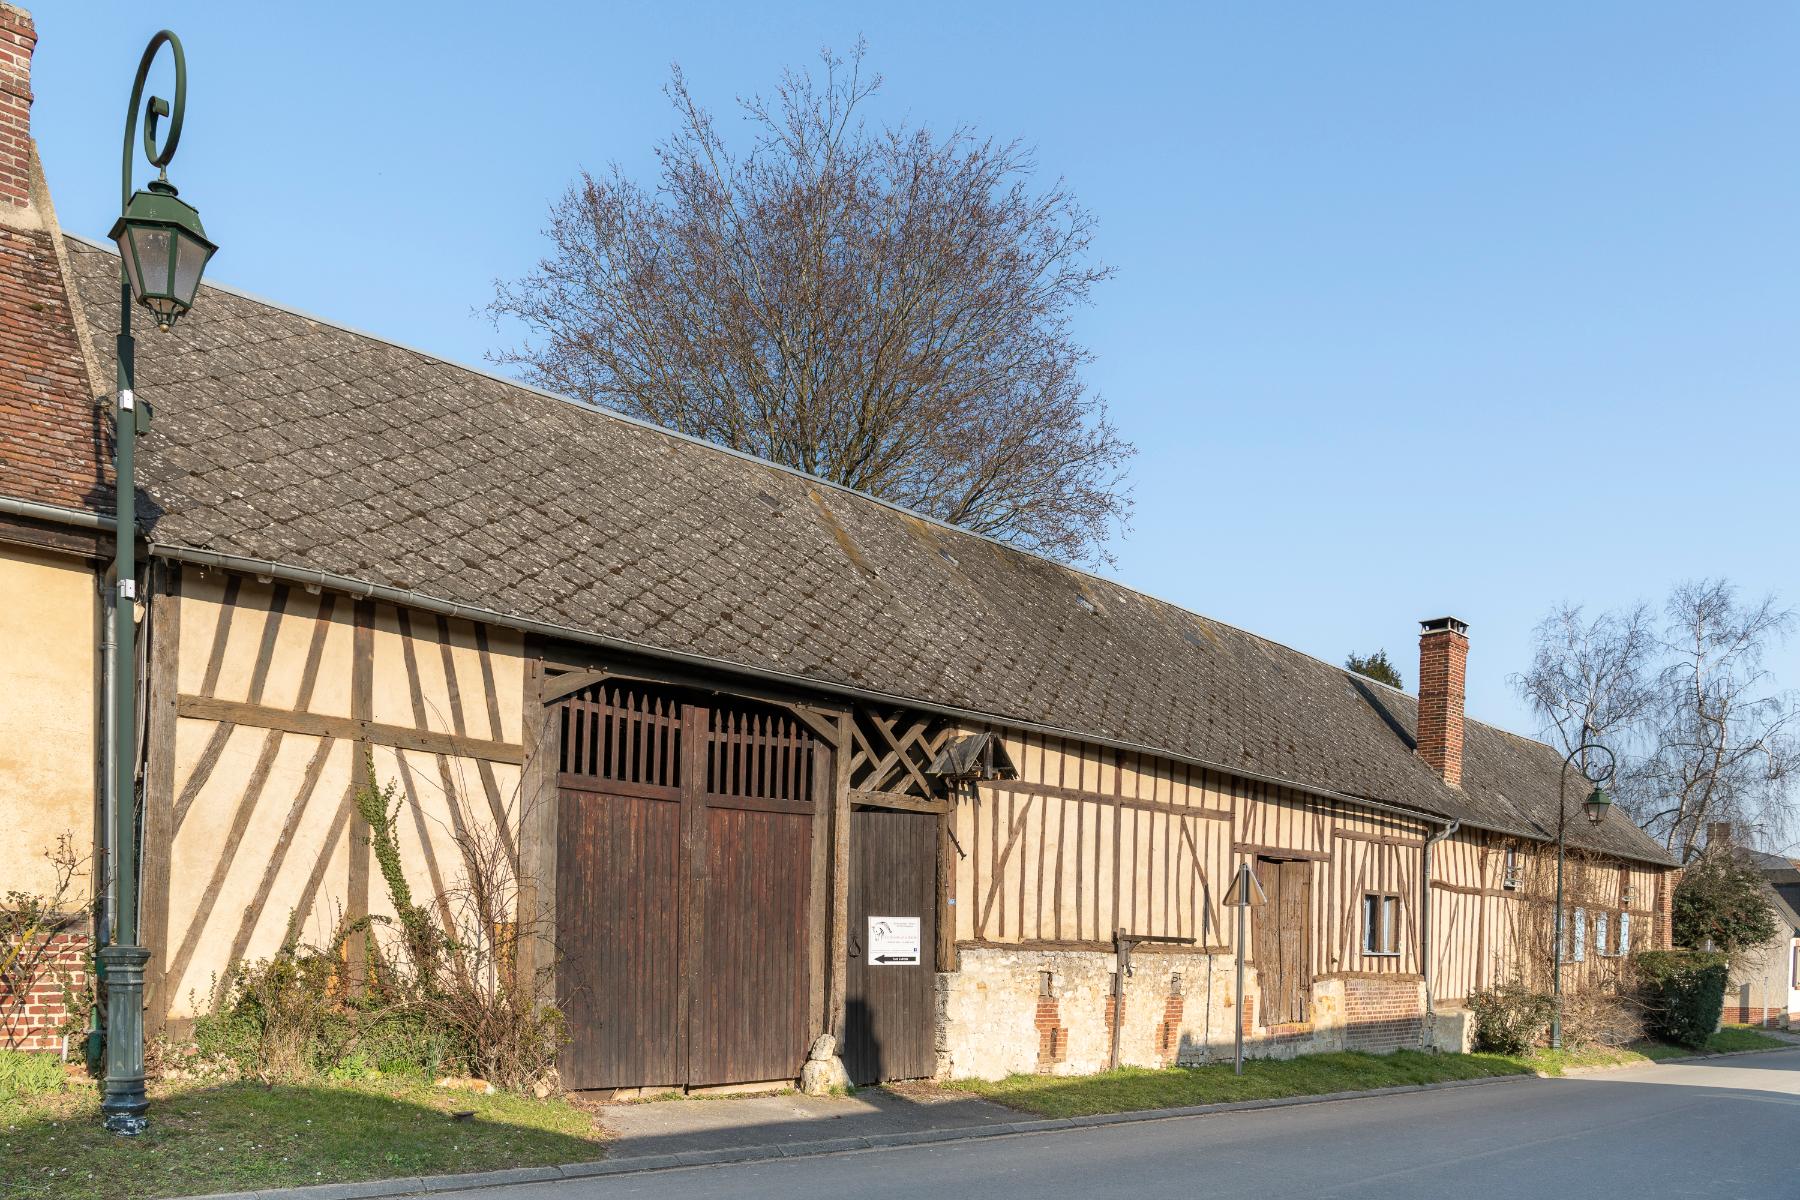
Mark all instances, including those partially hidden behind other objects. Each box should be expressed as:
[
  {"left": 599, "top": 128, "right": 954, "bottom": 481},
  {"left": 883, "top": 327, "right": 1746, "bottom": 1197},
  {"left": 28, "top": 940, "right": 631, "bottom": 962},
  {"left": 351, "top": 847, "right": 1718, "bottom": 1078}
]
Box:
[
  {"left": 1034, "top": 995, "right": 1066, "bottom": 1072},
  {"left": 1343, "top": 977, "right": 1423, "bottom": 1053},
  {"left": 1417, "top": 619, "right": 1469, "bottom": 788},
  {"left": 1155, "top": 992, "right": 1184, "bottom": 1064},
  {"left": 0, "top": 5, "right": 34, "bottom": 209},
  {"left": 1721, "top": 1007, "right": 1790, "bottom": 1028},
  {"left": 0, "top": 929, "right": 88, "bottom": 1052}
]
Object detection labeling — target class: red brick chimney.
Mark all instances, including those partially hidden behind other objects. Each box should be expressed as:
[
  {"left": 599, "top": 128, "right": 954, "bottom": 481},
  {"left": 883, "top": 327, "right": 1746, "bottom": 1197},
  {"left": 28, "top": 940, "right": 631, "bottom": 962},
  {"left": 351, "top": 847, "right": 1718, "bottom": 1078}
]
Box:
[
  {"left": 0, "top": 4, "right": 35, "bottom": 209},
  {"left": 1417, "top": 617, "right": 1469, "bottom": 788}
]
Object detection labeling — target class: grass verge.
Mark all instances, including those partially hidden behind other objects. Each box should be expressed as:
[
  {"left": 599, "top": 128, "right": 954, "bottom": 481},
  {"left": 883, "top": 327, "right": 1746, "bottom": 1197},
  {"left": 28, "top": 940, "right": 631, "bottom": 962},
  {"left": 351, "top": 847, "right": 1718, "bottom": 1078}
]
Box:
[
  {"left": 0, "top": 1075, "right": 606, "bottom": 1200},
  {"left": 1529, "top": 1027, "right": 1792, "bottom": 1075},
  {"left": 942, "top": 1050, "right": 1534, "bottom": 1118},
  {"left": 949, "top": 1030, "right": 1796, "bottom": 1117}
]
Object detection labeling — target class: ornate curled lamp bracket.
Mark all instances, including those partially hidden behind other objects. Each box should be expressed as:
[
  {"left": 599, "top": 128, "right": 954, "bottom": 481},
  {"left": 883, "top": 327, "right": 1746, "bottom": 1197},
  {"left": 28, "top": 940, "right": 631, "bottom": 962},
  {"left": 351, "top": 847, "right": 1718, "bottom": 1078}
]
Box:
[
  {"left": 1571, "top": 741, "right": 1617, "bottom": 788},
  {"left": 121, "top": 30, "right": 186, "bottom": 209}
]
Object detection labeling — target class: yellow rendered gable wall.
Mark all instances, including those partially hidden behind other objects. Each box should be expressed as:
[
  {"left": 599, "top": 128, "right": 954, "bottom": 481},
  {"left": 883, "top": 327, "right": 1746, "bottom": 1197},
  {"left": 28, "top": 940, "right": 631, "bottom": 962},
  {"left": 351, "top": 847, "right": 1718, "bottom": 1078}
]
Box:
[{"left": 0, "top": 543, "right": 96, "bottom": 901}]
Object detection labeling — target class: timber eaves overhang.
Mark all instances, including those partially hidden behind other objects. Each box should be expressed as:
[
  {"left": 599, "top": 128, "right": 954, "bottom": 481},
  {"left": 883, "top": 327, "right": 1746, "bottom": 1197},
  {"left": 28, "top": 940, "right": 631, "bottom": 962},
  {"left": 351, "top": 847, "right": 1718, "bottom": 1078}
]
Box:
[{"left": 0, "top": 493, "right": 1670, "bottom": 868}]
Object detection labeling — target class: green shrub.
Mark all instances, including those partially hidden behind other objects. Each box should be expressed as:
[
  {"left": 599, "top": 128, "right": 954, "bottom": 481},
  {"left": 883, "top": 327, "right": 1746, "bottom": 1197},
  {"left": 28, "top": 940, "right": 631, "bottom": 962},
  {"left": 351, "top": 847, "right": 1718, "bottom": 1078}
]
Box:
[
  {"left": 1467, "top": 979, "right": 1554, "bottom": 1055},
  {"left": 1636, "top": 949, "right": 1728, "bottom": 1048},
  {"left": 0, "top": 1048, "right": 64, "bottom": 1104}
]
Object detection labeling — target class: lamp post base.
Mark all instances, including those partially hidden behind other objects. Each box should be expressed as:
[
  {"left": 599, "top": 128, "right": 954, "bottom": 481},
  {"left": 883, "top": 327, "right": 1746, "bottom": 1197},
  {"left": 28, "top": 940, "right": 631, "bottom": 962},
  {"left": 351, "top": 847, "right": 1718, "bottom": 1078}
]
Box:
[{"left": 98, "top": 944, "right": 150, "bottom": 1136}]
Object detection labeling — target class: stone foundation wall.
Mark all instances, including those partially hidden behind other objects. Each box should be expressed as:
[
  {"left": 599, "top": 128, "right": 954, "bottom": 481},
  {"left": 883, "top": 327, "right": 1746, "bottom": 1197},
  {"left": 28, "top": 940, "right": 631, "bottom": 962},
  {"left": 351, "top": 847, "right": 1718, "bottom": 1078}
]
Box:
[{"left": 941, "top": 948, "right": 1444, "bottom": 1079}]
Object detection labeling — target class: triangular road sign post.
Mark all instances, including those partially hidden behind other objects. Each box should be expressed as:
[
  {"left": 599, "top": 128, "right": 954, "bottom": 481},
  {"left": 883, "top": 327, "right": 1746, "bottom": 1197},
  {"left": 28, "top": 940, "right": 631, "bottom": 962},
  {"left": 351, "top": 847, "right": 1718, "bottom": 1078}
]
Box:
[{"left": 1225, "top": 861, "right": 1266, "bottom": 907}]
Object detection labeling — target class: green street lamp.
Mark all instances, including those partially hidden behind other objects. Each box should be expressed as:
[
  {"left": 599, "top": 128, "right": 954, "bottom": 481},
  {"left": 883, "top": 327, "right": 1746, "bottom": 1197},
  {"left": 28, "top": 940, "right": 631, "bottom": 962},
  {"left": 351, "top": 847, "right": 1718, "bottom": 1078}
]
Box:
[
  {"left": 109, "top": 180, "right": 216, "bottom": 332},
  {"left": 100, "top": 28, "right": 216, "bottom": 1138},
  {"left": 1550, "top": 742, "right": 1617, "bottom": 1052}
]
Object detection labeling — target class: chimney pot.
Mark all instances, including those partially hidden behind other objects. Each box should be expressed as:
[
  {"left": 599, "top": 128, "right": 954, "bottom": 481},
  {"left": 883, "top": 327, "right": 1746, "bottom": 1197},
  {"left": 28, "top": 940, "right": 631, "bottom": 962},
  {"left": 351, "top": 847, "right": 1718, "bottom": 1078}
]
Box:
[{"left": 1417, "top": 616, "right": 1469, "bottom": 788}]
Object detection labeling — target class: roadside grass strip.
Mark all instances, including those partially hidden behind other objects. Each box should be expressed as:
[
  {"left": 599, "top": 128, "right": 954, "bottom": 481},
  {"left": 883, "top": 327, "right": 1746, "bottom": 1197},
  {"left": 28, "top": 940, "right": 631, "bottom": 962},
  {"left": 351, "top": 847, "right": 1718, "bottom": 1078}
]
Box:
[
  {"left": 942, "top": 1050, "right": 1534, "bottom": 1118},
  {"left": 0, "top": 1077, "right": 605, "bottom": 1200}
]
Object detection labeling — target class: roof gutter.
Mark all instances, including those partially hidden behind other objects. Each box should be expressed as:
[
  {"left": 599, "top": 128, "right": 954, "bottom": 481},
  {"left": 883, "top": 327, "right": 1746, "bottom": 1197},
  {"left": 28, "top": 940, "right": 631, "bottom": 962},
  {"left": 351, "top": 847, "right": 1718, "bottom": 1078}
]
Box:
[{"left": 0, "top": 496, "right": 1670, "bottom": 866}]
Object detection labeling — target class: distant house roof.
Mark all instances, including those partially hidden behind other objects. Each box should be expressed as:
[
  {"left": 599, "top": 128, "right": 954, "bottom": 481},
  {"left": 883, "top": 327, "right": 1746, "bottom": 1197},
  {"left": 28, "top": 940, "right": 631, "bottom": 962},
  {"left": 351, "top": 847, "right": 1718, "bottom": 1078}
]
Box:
[
  {"left": 1750, "top": 850, "right": 1800, "bottom": 921},
  {"left": 62, "top": 235, "right": 1671, "bottom": 865}
]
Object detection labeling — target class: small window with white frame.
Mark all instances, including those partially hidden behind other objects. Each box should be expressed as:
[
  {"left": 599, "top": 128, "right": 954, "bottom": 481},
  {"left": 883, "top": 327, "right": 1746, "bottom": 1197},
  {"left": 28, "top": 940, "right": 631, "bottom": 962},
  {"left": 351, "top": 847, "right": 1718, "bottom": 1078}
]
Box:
[
  {"left": 1571, "top": 907, "right": 1587, "bottom": 962},
  {"left": 1595, "top": 912, "right": 1612, "bottom": 957},
  {"left": 1362, "top": 893, "right": 1401, "bottom": 957},
  {"left": 1618, "top": 912, "right": 1631, "bottom": 954},
  {"left": 1503, "top": 845, "right": 1522, "bottom": 890}
]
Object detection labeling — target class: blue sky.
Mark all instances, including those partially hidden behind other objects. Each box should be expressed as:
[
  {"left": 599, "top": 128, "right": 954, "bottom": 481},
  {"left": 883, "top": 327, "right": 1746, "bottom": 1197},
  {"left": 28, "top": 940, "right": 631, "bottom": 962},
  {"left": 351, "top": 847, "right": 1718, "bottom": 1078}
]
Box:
[{"left": 29, "top": 2, "right": 1800, "bottom": 737}]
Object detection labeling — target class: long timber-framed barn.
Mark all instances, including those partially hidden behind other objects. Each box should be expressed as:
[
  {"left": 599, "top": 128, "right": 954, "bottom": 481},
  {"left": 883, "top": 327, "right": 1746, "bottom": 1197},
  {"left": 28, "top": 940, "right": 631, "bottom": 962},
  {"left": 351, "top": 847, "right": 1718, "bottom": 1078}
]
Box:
[{"left": 1, "top": 13, "right": 1673, "bottom": 1086}]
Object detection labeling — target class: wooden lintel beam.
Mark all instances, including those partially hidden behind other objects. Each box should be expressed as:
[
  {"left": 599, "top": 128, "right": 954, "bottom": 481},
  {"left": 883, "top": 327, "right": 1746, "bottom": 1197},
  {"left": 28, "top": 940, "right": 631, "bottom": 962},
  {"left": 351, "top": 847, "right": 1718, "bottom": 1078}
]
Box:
[
  {"left": 1232, "top": 842, "right": 1331, "bottom": 862},
  {"left": 848, "top": 788, "right": 950, "bottom": 815},
  {"left": 176, "top": 694, "right": 524, "bottom": 765}
]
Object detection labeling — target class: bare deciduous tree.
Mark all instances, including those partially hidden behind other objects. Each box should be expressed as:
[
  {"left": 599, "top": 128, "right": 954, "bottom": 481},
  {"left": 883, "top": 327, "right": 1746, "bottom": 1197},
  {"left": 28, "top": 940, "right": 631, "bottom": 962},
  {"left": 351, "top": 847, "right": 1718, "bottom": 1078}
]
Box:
[
  {"left": 1514, "top": 582, "right": 1797, "bottom": 863},
  {"left": 487, "top": 44, "right": 1132, "bottom": 564},
  {"left": 1630, "top": 581, "right": 1796, "bottom": 862},
  {"left": 1510, "top": 601, "right": 1657, "bottom": 764}
]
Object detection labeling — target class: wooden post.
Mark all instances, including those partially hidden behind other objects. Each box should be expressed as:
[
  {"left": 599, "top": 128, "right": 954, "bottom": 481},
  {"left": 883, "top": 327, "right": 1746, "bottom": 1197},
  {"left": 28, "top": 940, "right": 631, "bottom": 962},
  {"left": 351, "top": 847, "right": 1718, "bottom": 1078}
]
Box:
[
  {"left": 516, "top": 648, "right": 558, "bottom": 1001},
  {"left": 807, "top": 740, "right": 831, "bottom": 1038},
  {"left": 345, "top": 599, "right": 374, "bottom": 988},
  {"left": 829, "top": 712, "right": 853, "bottom": 1046},
  {"left": 139, "top": 560, "right": 179, "bottom": 1036},
  {"left": 936, "top": 794, "right": 959, "bottom": 973}
]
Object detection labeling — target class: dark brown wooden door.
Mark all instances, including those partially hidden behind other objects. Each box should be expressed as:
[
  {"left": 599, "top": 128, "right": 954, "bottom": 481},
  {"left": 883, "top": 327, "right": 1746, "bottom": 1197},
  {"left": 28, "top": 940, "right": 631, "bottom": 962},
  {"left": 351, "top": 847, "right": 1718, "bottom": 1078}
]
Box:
[
  {"left": 1251, "top": 857, "right": 1312, "bottom": 1026},
  {"left": 845, "top": 809, "right": 937, "bottom": 1084},
  {"left": 556, "top": 686, "right": 817, "bottom": 1090}
]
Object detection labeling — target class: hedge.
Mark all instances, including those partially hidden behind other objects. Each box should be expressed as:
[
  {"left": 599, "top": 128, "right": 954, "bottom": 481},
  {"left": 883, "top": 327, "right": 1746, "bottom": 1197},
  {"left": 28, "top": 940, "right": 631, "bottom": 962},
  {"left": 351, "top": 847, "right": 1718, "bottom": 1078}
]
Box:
[{"left": 1635, "top": 949, "right": 1729, "bottom": 1048}]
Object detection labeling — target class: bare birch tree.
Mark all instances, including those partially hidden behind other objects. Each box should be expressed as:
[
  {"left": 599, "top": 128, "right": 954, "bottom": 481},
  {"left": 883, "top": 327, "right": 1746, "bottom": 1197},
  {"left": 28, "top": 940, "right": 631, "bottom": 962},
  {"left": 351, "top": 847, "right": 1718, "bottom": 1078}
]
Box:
[
  {"left": 1629, "top": 581, "right": 1797, "bottom": 862},
  {"left": 487, "top": 44, "right": 1131, "bottom": 564},
  {"left": 1510, "top": 602, "right": 1658, "bottom": 764},
  {"left": 1515, "top": 582, "right": 1798, "bottom": 862}
]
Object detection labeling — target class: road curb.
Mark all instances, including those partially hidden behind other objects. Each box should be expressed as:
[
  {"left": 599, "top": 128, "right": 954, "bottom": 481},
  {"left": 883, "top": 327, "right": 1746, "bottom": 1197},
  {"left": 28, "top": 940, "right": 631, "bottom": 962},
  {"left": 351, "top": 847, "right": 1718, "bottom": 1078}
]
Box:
[{"left": 168, "top": 1071, "right": 1551, "bottom": 1200}]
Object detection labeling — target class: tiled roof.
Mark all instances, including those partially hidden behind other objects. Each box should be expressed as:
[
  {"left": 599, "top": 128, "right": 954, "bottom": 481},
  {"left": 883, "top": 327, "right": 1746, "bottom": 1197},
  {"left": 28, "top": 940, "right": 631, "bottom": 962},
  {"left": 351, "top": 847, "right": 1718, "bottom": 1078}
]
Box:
[
  {"left": 0, "top": 218, "right": 105, "bottom": 511},
  {"left": 62, "top": 235, "right": 1671, "bottom": 865}
]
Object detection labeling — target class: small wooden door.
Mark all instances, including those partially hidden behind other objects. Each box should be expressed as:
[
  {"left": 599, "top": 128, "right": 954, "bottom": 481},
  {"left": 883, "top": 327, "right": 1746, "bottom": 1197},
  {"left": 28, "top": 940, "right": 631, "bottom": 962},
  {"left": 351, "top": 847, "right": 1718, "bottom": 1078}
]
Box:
[
  {"left": 1252, "top": 857, "right": 1312, "bottom": 1026},
  {"left": 556, "top": 685, "right": 819, "bottom": 1091},
  {"left": 844, "top": 809, "right": 937, "bottom": 1084}
]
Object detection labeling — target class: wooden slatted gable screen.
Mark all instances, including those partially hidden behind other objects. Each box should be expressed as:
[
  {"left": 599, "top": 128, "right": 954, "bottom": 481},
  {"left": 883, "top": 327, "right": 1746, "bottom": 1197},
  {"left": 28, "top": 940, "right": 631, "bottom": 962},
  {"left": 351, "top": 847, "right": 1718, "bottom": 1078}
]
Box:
[
  {"left": 558, "top": 685, "right": 681, "bottom": 793},
  {"left": 705, "top": 708, "right": 814, "bottom": 810}
]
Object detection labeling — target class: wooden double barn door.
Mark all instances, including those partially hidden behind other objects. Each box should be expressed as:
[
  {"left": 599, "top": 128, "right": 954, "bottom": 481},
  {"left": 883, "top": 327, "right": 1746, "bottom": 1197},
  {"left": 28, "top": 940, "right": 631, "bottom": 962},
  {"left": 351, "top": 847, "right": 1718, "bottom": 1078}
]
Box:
[
  {"left": 1252, "top": 856, "right": 1313, "bottom": 1026},
  {"left": 556, "top": 685, "right": 821, "bottom": 1090}
]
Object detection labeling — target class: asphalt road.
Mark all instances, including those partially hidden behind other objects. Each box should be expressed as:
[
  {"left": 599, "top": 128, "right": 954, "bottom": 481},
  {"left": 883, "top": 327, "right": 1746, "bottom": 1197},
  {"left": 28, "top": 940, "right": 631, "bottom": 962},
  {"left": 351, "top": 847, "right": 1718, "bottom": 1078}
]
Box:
[{"left": 468, "top": 1050, "right": 1800, "bottom": 1200}]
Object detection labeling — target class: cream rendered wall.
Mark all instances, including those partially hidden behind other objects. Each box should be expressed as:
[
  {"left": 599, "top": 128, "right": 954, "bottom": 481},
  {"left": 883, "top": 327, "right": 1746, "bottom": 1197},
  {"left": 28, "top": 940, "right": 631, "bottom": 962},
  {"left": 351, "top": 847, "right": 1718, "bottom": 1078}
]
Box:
[
  {"left": 160, "top": 570, "right": 526, "bottom": 1020},
  {"left": 0, "top": 543, "right": 94, "bottom": 901}
]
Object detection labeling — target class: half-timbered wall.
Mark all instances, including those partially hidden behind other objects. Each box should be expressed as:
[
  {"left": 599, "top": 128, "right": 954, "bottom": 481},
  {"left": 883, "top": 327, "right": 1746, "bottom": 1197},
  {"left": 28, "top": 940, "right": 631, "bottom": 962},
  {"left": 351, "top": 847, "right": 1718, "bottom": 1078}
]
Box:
[
  {"left": 1427, "top": 828, "right": 1663, "bottom": 1004},
  {"left": 953, "top": 732, "right": 1433, "bottom": 981},
  {"left": 148, "top": 568, "right": 524, "bottom": 1024}
]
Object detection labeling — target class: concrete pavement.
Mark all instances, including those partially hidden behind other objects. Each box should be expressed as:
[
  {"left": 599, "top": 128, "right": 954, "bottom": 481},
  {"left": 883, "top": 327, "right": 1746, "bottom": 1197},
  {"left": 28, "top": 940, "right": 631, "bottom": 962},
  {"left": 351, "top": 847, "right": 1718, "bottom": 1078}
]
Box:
[{"left": 450, "top": 1048, "right": 1800, "bottom": 1200}]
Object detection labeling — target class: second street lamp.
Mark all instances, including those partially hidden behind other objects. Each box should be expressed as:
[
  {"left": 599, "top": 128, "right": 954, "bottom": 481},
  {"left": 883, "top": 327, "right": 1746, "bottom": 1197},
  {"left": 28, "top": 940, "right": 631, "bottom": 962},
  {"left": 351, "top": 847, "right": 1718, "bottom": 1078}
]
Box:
[{"left": 1550, "top": 741, "right": 1616, "bottom": 1052}]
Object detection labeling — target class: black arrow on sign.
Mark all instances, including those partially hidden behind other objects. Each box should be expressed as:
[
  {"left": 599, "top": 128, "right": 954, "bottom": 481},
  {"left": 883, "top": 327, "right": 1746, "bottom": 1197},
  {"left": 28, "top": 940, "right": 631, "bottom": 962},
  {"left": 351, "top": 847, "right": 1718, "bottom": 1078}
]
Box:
[{"left": 873, "top": 955, "right": 917, "bottom": 964}]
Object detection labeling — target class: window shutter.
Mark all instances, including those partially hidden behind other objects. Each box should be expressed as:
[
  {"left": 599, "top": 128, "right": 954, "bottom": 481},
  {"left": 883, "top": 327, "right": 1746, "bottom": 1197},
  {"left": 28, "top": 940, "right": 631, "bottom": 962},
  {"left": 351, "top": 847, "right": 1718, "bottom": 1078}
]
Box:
[{"left": 1573, "top": 908, "right": 1586, "bottom": 962}]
